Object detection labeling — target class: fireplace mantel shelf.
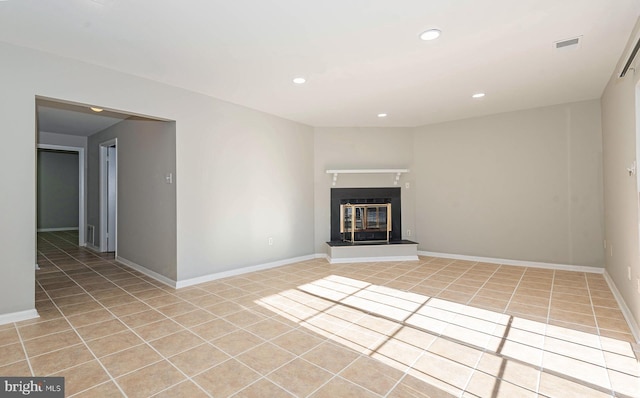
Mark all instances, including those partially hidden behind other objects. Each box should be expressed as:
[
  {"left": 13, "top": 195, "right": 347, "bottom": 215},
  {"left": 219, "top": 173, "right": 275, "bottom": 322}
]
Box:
[{"left": 326, "top": 169, "right": 409, "bottom": 186}]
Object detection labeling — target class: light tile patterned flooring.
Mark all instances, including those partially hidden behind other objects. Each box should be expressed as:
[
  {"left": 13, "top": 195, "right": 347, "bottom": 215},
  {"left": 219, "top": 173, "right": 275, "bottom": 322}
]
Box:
[{"left": 0, "top": 231, "right": 638, "bottom": 397}]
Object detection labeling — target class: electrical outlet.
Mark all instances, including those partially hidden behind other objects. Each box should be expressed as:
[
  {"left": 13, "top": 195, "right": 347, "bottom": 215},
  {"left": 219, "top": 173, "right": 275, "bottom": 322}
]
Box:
[
  {"left": 405, "top": 182, "right": 410, "bottom": 189},
  {"left": 407, "top": 229, "right": 411, "bottom": 237},
  {"left": 629, "top": 266, "right": 632, "bottom": 281},
  {"left": 268, "top": 237, "right": 273, "bottom": 246}
]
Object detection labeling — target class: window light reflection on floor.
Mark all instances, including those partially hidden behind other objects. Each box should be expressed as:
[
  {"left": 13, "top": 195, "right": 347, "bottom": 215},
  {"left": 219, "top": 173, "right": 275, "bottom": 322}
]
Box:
[{"left": 255, "top": 275, "right": 640, "bottom": 397}]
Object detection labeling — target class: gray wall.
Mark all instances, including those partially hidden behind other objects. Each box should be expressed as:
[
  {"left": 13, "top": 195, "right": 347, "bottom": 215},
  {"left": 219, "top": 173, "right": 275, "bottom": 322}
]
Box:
[
  {"left": 0, "top": 46, "right": 37, "bottom": 316},
  {"left": 601, "top": 19, "right": 640, "bottom": 333},
  {"left": 0, "top": 40, "right": 315, "bottom": 319},
  {"left": 88, "top": 119, "right": 177, "bottom": 280},
  {"left": 178, "top": 105, "right": 314, "bottom": 279},
  {"left": 37, "top": 150, "right": 79, "bottom": 230},
  {"left": 413, "top": 100, "right": 604, "bottom": 267},
  {"left": 313, "top": 103, "right": 604, "bottom": 268}
]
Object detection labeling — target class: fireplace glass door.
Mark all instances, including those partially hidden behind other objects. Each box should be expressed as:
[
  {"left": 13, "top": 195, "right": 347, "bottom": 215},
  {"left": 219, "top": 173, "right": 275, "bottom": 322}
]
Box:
[{"left": 340, "top": 203, "right": 391, "bottom": 242}]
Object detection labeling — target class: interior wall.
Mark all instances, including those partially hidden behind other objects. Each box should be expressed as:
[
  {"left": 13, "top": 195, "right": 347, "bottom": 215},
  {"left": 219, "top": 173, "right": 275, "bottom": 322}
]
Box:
[
  {"left": 87, "top": 119, "right": 177, "bottom": 280},
  {"left": 179, "top": 105, "right": 314, "bottom": 280},
  {"left": 0, "top": 47, "right": 36, "bottom": 316},
  {"left": 412, "top": 100, "right": 604, "bottom": 268},
  {"left": 313, "top": 127, "right": 415, "bottom": 252},
  {"left": 601, "top": 19, "right": 640, "bottom": 334},
  {"left": 0, "top": 41, "right": 315, "bottom": 318},
  {"left": 37, "top": 150, "right": 79, "bottom": 230}
]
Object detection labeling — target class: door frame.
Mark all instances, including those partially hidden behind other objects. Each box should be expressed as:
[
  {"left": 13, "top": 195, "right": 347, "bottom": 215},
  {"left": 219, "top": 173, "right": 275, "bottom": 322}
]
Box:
[
  {"left": 99, "top": 138, "right": 117, "bottom": 253},
  {"left": 36, "top": 144, "right": 86, "bottom": 247}
]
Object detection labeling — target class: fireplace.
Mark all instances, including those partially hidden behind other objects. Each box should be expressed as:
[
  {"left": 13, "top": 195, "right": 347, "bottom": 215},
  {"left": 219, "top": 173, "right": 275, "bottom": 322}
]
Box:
[
  {"left": 340, "top": 203, "right": 391, "bottom": 242},
  {"left": 330, "top": 188, "right": 401, "bottom": 243}
]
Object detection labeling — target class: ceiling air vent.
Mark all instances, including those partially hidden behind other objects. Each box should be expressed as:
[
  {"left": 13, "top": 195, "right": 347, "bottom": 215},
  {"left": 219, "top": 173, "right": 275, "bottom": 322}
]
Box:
[
  {"left": 554, "top": 36, "right": 581, "bottom": 51},
  {"left": 555, "top": 37, "right": 580, "bottom": 49}
]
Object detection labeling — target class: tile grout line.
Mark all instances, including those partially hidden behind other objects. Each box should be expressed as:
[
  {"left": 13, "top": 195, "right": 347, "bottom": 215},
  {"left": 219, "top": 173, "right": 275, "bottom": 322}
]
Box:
[
  {"left": 33, "top": 279, "right": 128, "bottom": 397},
  {"left": 38, "top": 234, "right": 191, "bottom": 397},
  {"left": 34, "top": 242, "right": 130, "bottom": 397},
  {"left": 48, "top": 250, "right": 269, "bottom": 397},
  {"left": 13, "top": 323, "right": 36, "bottom": 378},
  {"left": 460, "top": 264, "right": 528, "bottom": 396},
  {"left": 224, "top": 324, "right": 357, "bottom": 398},
  {"left": 68, "top": 246, "right": 348, "bottom": 396},
  {"left": 462, "top": 262, "right": 505, "bottom": 308},
  {"left": 34, "top": 233, "right": 631, "bottom": 398},
  {"left": 442, "top": 261, "right": 504, "bottom": 397},
  {"left": 536, "top": 269, "right": 557, "bottom": 397},
  {"left": 584, "top": 272, "right": 616, "bottom": 396}
]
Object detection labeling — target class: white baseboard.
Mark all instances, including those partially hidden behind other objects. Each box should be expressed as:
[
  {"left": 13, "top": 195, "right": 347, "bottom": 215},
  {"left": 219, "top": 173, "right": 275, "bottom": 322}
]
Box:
[
  {"left": 37, "top": 227, "right": 79, "bottom": 232},
  {"left": 418, "top": 251, "right": 604, "bottom": 274},
  {"left": 116, "top": 256, "right": 177, "bottom": 289},
  {"left": 0, "top": 309, "right": 39, "bottom": 326},
  {"left": 116, "top": 254, "right": 320, "bottom": 290},
  {"left": 84, "top": 243, "right": 101, "bottom": 253},
  {"left": 603, "top": 271, "right": 640, "bottom": 343},
  {"left": 327, "top": 255, "right": 419, "bottom": 264},
  {"left": 175, "top": 254, "right": 317, "bottom": 289}
]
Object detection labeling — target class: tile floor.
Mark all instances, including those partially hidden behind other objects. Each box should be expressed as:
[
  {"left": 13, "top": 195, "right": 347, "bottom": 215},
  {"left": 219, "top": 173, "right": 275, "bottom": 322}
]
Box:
[{"left": 0, "top": 231, "right": 638, "bottom": 397}]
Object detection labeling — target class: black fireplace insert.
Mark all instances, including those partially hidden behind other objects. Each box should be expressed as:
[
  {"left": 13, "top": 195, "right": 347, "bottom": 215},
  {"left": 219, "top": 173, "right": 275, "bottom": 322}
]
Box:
[{"left": 330, "top": 187, "right": 401, "bottom": 242}]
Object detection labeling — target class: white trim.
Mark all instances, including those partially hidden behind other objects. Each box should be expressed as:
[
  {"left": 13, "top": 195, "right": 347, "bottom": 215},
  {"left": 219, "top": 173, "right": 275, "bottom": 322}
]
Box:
[
  {"left": 603, "top": 271, "right": 640, "bottom": 343},
  {"left": 327, "top": 255, "right": 419, "bottom": 264},
  {"left": 99, "top": 139, "right": 117, "bottom": 253},
  {"left": 176, "top": 255, "right": 317, "bottom": 289},
  {"left": 116, "top": 256, "right": 177, "bottom": 289},
  {"left": 325, "top": 169, "right": 409, "bottom": 174},
  {"left": 37, "top": 144, "right": 85, "bottom": 246},
  {"left": 37, "top": 227, "right": 79, "bottom": 232},
  {"left": 326, "top": 169, "right": 409, "bottom": 186},
  {"left": 0, "top": 309, "right": 39, "bottom": 326},
  {"left": 417, "top": 251, "right": 604, "bottom": 274}
]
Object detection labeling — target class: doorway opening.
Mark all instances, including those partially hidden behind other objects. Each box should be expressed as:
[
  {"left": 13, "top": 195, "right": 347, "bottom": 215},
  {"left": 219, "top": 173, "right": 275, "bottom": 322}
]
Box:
[
  {"left": 36, "top": 144, "right": 85, "bottom": 247},
  {"left": 100, "top": 139, "right": 117, "bottom": 253}
]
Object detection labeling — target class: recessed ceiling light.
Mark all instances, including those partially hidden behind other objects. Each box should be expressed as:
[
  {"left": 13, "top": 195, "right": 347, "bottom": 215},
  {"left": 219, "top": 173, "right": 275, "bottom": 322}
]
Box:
[
  {"left": 90, "top": 107, "right": 104, "bottom": 112},
  {"left": 419, "top": 29, "right": 441, "bottom": 41},
  {"left": 471, "top": 93, "right": 485, "bottom": 99},
  {"left": 377, "top": 113, "right": 388, "bottom": 118},
  {"left": 292, "top": 77, "right": 306, "bottom": 84}
]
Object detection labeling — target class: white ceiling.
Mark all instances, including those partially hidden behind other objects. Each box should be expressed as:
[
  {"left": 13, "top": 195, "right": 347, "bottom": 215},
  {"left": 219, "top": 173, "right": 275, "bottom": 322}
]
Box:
[
  {"left": 37, "top": 99, "right": 129, "bottom": 137},
  {"left": 3, "top": 0, "right": 640, "bottom": 127}
]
